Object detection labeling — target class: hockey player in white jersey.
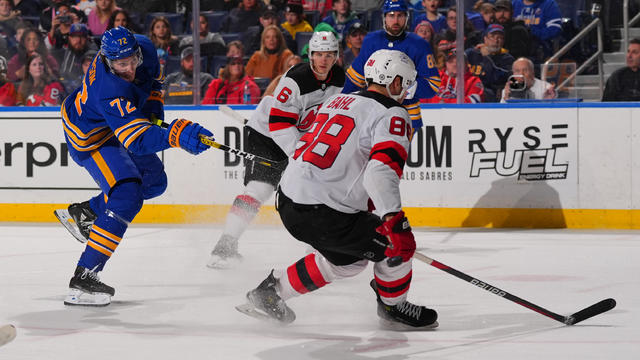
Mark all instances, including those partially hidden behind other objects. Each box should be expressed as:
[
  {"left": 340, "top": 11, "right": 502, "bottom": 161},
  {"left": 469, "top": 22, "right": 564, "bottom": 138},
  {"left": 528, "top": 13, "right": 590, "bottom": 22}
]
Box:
[
  {"left": 238, "top": 49, "right": 438, "bottom": 330},
  {"left": 207, "top": 31, "right": 345, "bottom": 268}
]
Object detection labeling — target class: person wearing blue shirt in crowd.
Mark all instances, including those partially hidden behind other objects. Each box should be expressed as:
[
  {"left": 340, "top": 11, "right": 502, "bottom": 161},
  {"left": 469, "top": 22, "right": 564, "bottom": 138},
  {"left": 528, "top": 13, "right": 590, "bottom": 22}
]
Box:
[
  {"left": 512, "top": 0, "right": 563, "bottom": 58},
  {"left": 321, "top": 0, "right": 361, "bottom": 43},
  {"left": 344, "top": 0, "right": 440, "bottom": 128},
  {"left": 412, "top": 0, "right": 447, "bottom": 34},
  {"left": 57, "top": 27, "right": 213, "bottom": 307}
]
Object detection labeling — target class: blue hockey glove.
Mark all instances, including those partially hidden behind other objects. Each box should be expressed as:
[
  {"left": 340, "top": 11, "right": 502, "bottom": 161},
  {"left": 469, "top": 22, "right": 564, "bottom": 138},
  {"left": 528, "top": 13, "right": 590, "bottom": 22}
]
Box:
[{"left": 166, "top": 118, "right": 214, "bottom": 155}]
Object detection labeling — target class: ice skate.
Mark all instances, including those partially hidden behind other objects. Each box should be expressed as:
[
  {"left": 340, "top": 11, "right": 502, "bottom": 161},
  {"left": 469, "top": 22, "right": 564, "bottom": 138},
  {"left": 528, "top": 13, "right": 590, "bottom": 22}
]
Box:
[
  {"left": 64, "top": 266, "right": 115, "bottom": 307},
  {"left": 206, "top": 234, "right": 243, "bottom": 269},
  {"left": 370, "top": 280, "right": 438, "bottom": 330},
  {"left": 54, "top": 201, "right": 97, "bottom": 244},
  {"left": 236, "top": 270, "right": 296, "bottom": 324}
]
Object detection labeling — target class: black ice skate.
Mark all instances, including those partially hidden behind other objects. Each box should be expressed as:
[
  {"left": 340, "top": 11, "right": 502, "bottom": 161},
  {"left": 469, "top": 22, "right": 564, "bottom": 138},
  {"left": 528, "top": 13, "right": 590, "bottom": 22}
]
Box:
[
  {"left": 64, "top": 266, "right": 115, "bottom": 307},
  {"left": 54, "top": 201, "right": 97, "bottom": 244},
  {"left": 206, "top": 234, "right": 243, "bottom": 269},
  {"left": 370, "top": 280, "right": 438, "bottom": 330},
  {"left": 236, "top": 270, "right": 296, "bottom": 324}
]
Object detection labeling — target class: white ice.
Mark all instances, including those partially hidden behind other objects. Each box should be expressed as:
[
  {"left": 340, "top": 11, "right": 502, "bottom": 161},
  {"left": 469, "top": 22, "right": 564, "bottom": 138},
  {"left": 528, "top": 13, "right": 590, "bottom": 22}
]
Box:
[{"left": 0, "top": 224, "right": 638, "bottom": 359}]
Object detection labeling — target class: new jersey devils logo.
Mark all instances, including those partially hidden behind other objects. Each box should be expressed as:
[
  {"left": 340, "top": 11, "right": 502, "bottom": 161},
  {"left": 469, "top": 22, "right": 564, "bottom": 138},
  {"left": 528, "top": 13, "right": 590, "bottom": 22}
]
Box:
[{"left": 298, "top": 104, "right": 321, "bottom": 131}]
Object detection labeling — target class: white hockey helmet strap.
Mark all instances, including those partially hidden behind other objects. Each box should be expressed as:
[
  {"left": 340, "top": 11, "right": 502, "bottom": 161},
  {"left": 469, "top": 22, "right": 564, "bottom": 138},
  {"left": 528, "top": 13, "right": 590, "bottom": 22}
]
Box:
[{"left": 364, "top": 49, "right": 417, "bottom": 102}]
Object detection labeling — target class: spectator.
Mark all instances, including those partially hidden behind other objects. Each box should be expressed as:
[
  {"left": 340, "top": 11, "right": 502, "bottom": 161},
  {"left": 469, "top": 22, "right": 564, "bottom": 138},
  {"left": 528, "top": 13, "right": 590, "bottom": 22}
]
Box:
[
  {"left": 434, "top": 6, "right": 482, "bottom": 51},
  {"left": 163, "top": 46, "right": 215, "bottom": 104},
  {"left": 321, "top": 0, "right": 360, "bottom": 42},
  {"left": 501, "top": 57, "right": 556, "bottom": 102},
  {"left": 17, "top": 53, "right": 65, "bottom": 106},
  {"left": 494, "top": 0, "right": 531, "bottom": 60},
  {"left": 54, "top": 23, "right": 97, "bottom": 89},
  {"left": 46, "top": 2, "right": 84, "bottom": 49},
  {"left": 466, "top": 23, "right": 514, "bottom": 102},
  {"left": 512, "top": 0, "right": 562, "bottom": 59},
  {"left": 470, "top": 1, "right": 495, "bottom": 32},
  {"left": 149, "top": 16, "right": 180, "bottom": 59},
  {"left": 602, "top": 38, "right": 640, "bottom": 101},
  {"left": 282, "top": 0, "right": 313, "bottom": 40},
  {"left": 342, "top": 21, "right": 366, "bottom": 69},
  {"left": 106, "top": 9, "right": 139, "bottom": 33},
  {"left": 6, "top": 20, "right": 29, "bottom": 57},
  {"left": 39, "top": 0, "right": 67, "bottom": 33},
  {"left": 8, "top": 28, "right": 59, "bottom": 82},
  {"left": 302, "top": 0, "right": 332, "bottom": 18},
  {"left": 245, "top": 25, "right": 294, "bottom": 80},
  {"left": 244, "top": 4, "right": 296, "bottom": 55},
  {"left": 0, "top": 0, "right": 22, "bottom": 36},
  {"left": 202, "top": 55, "right": 261, "bottom": 104},
  {"left": 88, "top": 0, "right": 119, "bottom": 36},
  {"left": 221, "top": 0, "right": 263, "bottom": 33},
  {"left": 80, "top": 49, "right": 96, "bottom": 75},
  {"left": 425, "top": 48, "right": 483, "bottom": 103},
  {"left": 179, "top": 14, "right": 226, "bottom": 56},
  {"left": 414, "top": 19, "right": 434, "bottom": 44},
  {"left": 13, "top": 0, "right": 42, "bottom": 18},
  {"left": 226, "top": 39, "right": 244, "bottom": 58},
  {"left": 0, "top": 55, "right": 17, "bottom": 105},
  {"left": 412, "top": 0, "right": 446, "bottom": 33},
  {"left": 282, "top": 53, "right": 302, "bottom": 73}
]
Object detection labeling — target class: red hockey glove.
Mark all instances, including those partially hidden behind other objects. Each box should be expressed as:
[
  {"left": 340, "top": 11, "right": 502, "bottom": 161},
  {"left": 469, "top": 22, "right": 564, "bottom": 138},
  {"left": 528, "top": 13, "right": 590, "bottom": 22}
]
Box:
[{"left": 376, "top": 211, "right": 416, "bottom": 265}]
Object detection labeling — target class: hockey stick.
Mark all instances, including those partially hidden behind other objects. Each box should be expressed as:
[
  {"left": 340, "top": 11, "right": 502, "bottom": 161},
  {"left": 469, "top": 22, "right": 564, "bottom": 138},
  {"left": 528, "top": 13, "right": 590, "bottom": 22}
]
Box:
[
  {"left": 152, "top": 117, "right": 285, "bottom": 170},
  {"left": 412, "top": 251, "right": 616, "bottom": 325},
  {"left": 219, "top": 105, "right": 248, "bottom": 125}
]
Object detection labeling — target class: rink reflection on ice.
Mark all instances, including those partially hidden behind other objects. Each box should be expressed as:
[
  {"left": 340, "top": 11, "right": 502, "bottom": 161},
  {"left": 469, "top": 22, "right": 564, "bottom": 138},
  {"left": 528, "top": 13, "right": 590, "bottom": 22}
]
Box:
[{"left": 0, "top": 224, "right": 638, "bottom": 359}]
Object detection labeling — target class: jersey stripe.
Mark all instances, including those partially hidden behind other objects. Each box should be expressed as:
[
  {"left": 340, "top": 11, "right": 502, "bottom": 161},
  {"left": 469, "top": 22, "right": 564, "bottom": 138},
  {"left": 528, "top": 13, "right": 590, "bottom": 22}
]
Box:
[
  {"left": 370, "top": 140, "right": 408, "bottom": 177},
  {"left": 91, "top": 150, "right": 116, "bottom": 187},
  {"left": 346, "top": 66, "right": 366, "bottom": 88},
  {"left": 269, "top": 107, "right": 299, "bottom": 131},
  {"left": 427, "top": 75, "right": 441, "bottom": 93},
  {"left": 62, "top": 102, "right": 114, "bottom": 151}
]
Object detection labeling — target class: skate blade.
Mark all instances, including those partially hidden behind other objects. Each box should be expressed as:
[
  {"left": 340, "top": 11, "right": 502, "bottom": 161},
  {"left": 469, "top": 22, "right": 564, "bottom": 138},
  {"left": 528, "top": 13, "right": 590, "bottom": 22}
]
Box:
[
  {"left": 64, "top": 288, "right": 111, "bottom": 307},
  {"left": 235, "top": 303, "right": 292, "bottom": 325},
  {"left": 54, "top": 209, "right": 88, "bottom": 244},
  {"left": 0, "top": 324, "right": 16, "bottom": 347},
  {"left": 378, "top": 318, "right": 439, "bottom": 331}
]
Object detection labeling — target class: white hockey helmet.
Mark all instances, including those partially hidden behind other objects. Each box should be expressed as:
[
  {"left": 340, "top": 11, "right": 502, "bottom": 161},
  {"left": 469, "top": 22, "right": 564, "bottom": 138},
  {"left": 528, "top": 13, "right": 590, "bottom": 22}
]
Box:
[
  {"left": 364, "top": 49, "right": 417, "bottom": 102},
  {"left": 308, "top": 31, "right": 339, "bottom": 76}
]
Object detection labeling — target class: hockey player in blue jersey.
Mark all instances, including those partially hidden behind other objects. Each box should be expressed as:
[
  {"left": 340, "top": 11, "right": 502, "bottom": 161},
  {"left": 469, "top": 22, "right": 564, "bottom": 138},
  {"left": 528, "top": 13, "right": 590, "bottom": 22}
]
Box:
[
  {"left": 57, "top": 26, "right": 213, "bottom": 306},
  {"left": 343, "top": 0, "right": 440, "bottom": 128}
]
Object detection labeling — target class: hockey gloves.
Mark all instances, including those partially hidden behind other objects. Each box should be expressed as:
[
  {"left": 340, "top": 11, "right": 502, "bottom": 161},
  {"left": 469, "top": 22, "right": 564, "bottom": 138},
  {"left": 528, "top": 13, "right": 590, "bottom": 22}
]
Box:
[
  {"left": 166, "top": 118, "right": 213, "bottom": 155},
  {"left": 376, "top": 211, "right": 416, "bottom": 266}
]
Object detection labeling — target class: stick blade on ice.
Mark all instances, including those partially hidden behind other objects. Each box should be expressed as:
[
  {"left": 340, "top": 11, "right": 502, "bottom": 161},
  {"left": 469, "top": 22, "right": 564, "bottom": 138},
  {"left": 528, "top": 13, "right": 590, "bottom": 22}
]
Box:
[{"left": 565, "top": 298, "right": 617, "bottom": 325}]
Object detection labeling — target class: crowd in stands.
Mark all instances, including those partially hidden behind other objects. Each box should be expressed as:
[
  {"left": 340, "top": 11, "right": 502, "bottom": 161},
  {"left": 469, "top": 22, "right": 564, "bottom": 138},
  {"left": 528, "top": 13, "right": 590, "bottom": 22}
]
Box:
[{"left": 0, "top": 0, "right": 632, "bottom": 106}]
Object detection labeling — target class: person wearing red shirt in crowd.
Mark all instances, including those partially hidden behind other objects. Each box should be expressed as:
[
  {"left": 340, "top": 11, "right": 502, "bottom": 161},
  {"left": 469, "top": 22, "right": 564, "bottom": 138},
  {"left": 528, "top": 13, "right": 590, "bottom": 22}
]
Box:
[
  {"left": 0, "top": 56, "right": 18, "bottom": 106},
  {"left": 202, "top": 56, "right": 261, "bottom": 104},
  {"left": 17, "top": 53, "right": 65, "bottom": 106},
  {"left": 424, "top": 49, "right": 483, "bottom": 104}
]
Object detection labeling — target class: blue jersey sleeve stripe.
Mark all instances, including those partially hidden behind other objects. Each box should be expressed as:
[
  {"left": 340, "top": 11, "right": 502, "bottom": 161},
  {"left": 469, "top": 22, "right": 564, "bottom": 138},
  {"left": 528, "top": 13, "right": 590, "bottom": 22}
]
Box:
[{"left": 122, "top": 125, "right": 151, "bottom": 149}]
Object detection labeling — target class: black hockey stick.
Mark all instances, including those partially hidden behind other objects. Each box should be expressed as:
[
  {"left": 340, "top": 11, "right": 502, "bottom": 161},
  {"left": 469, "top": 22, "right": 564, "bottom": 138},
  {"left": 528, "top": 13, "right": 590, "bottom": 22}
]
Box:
[
  {"left": 412, "top": 252, "right": 616, "bottom": 325},
  {"left": 153, "top": 117, "right": 285, "bottom": 170}
]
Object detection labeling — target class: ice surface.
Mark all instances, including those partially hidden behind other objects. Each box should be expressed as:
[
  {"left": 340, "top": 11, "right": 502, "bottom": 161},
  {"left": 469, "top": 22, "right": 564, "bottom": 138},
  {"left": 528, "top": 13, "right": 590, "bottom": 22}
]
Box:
[{"left": 0, "top": 224, "right": 638, "bottom": 359}]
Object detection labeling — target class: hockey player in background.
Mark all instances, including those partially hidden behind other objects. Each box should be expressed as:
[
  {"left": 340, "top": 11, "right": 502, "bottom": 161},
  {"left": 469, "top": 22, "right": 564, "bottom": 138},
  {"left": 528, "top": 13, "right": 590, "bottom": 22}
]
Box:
[
  {"left": 343, "top": 0, "right": 440, "bottom": 129},
  {"left": 207, "top": 31, "right": 345, "bottom": 269},
  {"left": 238, "top": 49, "right": 438, "bottom": 330},
  {"left": 56, "top": 26, "right": 213, "bottom": 306}
]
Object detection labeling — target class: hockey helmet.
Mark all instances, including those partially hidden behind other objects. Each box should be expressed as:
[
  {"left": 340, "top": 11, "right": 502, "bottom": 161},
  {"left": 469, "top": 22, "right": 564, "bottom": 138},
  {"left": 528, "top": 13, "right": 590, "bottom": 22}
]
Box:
[
  {"left": 100, "top": 26, "right": 143, "bottom": 73},
  {"left": 382, "top": 0, "right": 409, "bottom": 15},
  {"left": 308, "top": 31, "right": 339, "bottom": 76},
  {"left": 381, "top": 0, "right": 409, "bottom": 35},
  {"left": 364, "top": 49, "right": 416, "bottom": 102}
]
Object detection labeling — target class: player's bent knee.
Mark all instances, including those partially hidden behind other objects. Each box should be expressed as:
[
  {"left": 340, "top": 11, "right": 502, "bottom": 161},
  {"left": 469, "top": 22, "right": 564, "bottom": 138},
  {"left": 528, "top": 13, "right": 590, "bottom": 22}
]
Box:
[
  {"left": 107, "top": 179, "right": 144, "bottom": 222},
  {"left": 143, "top": 170, "right": 167, "bottom": 199},
  {"left": 245, "top": 181, "right": 275, "bottom": 204}
]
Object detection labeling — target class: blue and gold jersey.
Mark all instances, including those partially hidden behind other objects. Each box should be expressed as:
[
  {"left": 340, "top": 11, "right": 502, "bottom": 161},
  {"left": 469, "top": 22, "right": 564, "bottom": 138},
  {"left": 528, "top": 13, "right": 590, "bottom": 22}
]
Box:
[
  {"left": 343, "top": 30, "right": 440, "bottom": 128},
  {"left": 62, "top": 34, "right": 169, "bottom": 156}
]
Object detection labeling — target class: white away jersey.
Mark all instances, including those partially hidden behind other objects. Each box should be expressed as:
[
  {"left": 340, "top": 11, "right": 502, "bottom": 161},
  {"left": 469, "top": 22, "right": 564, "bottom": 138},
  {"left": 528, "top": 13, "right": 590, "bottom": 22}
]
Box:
[
  {"left": 269, "top": 62, "right": 345, "bottom": 156},
  {"left": 245, "top": 95, "right": 274, "bottom": 137},
  {"left": 279, "top": 90, "right": 412, "bottom": 217}
]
